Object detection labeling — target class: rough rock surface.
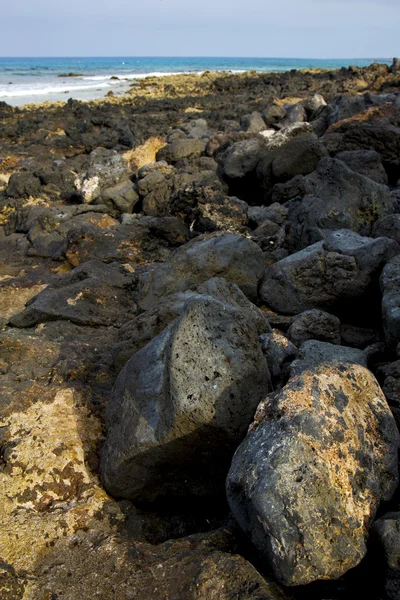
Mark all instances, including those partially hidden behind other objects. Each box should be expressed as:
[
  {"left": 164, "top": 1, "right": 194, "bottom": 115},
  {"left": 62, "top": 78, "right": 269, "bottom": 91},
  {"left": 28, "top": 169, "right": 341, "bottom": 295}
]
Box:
[
  {"left": 139, "top": 233, "right": 265, "bottom": 309},
  {"left": 101, "top": 295, "right": 271, "bottom": 501},
  {"left": 260, "top": 230, "right": 399, "bottom": 316},
  {"left": 286, "top": 157, "right": 393, "bottom": 250},
  {"left": 227, "top": 363, "right": 400, "bottom": 586}
]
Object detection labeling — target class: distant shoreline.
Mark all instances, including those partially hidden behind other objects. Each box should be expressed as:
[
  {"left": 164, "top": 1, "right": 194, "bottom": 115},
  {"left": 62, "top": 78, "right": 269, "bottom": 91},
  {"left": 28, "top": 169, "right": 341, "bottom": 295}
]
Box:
[{"left": 0, "top": 56, "right": 391, "bottom": 107}]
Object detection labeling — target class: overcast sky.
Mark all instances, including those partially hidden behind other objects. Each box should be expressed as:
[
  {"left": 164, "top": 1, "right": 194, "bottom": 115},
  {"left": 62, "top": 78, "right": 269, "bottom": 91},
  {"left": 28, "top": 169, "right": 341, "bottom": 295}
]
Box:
[{"left": 1, "top": 0, "right": 399, "bottom": 58}]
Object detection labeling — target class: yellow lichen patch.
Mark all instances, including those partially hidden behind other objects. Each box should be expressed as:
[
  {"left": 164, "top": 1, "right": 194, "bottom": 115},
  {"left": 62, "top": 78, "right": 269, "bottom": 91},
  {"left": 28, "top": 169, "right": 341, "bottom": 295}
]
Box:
[
  {"left": 0, "top": 389, "right": 122, "bottom": 573},
  {"left": 123, "top": 136, "right": 167, "bottom": 171},
  {"left": 0, "top": 283, "right": 47, "bottom": 324},
  {"left": 66, "top": 291, "right": 85, "bottom": 306}
]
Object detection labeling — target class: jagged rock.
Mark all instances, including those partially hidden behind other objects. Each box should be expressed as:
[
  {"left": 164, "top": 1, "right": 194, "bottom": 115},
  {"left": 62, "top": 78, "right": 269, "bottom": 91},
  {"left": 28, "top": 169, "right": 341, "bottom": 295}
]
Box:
[
  {"left": 9, "top": 261, "right": 136, "bottom": 328},
  {"left": 139, "top": 233, "right": 265, "bottom": 309},
  {"left": 271, "top": 133, "right": 328, "bottom": 181},
  {"left": 287, "top": 309, "right": 341, "bottom": 347},
  {"left": 248, "top": 203, "right": 288, "bottom": 227},
  {"left": 183, "top": 118, "right": 210, "bottom": 139},
  {"left": 170, "top": 176, "right": 248, "bottom": 233},
  {"left": 373, "top": 214, "right": 400, "bottom": 245},
  {"left": 219, "top": 138, "right": 265, "bottom": 181},
  {"left": 101, "top": 295, "right": 271, "bottom": 501},
  {"left": 6, "top": 171, "right": 41, "bottom": 198},
  {"left": 29, "top": 527, "right": 287, "bottom": 600},
  {"left": 260, "top": 329, "right": 297, "bottom": 381},
  {"left": 340, "top": 324, "right": 380, "bottom": 349},
  {"left": 74, "top": 147, "right": 130, "bottom": 204},
  {"left": 112, "top": 277, "right": 270, "bottom": 370},
  {"left": 289, "top": 339, "right": 367, "bottom": 376},
  {"left": 381, "top": 255, "right": 400, "bottom": 349},
  {"left": 262, "top": 104, "right": 287, "bottom": 126},
  {"left": 100, "top": 180, "right": 140, "bottom": 214},
  {"left": 227, "top": 363, "right": 399, "bottom": 586},
  {"left": 304, "top": 94, "right": 327, "bottom": 116},
  {"left": 281, "top": 103, "right": 307, "bottom": 126},
  {"left": 260, "top": 230, "right": 399, "bottom": 316},
  {"left": 64, "top": 215, "right": 188, "bottom": 266},
  {"left": 156, "top": 138, "right": 205, "bottom": 163},
  {"left": 260, "top": 122, "right": 313, "bottom": 150},
  {"left": 286, "top": 157, "right": 393, "bottom": 251},
  {"left": 335, "top": 150, "right": 388, "bottom": 185},
  {"left": 241, "top": 111, "right": 266, "bottom": 133},
  {"left": 371, "top": 513, "right": 400, "bottom": 600}
]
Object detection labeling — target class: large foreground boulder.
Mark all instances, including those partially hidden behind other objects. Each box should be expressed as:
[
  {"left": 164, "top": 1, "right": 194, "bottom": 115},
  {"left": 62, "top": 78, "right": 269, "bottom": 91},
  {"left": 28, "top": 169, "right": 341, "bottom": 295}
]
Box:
[
  {"left": 260, "top": 230, "right": 399, "bottom": 316},
  {"left": 101, "top": 295, "right": 271, "bottom": 501},
  {"left": 139, "top": 233, "right": 265, "bottom": 309},
  {"left": 227, "top": 363, "right": 399, "bottom": 586}
]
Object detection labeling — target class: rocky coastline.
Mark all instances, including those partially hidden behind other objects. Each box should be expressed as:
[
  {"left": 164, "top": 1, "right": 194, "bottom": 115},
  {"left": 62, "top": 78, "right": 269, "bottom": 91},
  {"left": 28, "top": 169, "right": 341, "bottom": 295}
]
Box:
[{"left": 2, "top": 60, "right": 400, "bottom": 599}]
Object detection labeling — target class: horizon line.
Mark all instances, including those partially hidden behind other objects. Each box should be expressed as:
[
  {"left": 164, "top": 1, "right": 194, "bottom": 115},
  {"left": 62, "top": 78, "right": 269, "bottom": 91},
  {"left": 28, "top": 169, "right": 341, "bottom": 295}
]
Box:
[{"left": 0, "top": 55, "right": 393, "bottom": 61}]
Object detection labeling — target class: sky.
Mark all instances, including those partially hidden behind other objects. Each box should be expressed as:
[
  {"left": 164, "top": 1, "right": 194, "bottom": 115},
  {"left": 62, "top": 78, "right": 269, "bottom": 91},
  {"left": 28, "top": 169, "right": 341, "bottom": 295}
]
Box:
[{"left": 0, "top": 0, "right": 399, "bottom": 58}]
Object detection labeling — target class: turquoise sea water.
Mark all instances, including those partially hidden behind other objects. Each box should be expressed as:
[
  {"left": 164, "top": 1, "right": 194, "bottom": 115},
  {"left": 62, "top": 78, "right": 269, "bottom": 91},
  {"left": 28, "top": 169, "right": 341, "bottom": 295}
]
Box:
[{"left": 0, "top": 56, "right": 391, "bottom": 106}]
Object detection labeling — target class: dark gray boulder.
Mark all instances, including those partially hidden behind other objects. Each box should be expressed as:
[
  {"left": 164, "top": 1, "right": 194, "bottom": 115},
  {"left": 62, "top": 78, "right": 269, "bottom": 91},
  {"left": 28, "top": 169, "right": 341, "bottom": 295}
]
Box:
[
  {"left": 271, "top": 134, "right": 328, "bottom": 182},
  {"left": 6, "top": 171, "right": 41, "bottom": 198},
  {"left": 101, "top": 295, "right": 271, "bottom": 501},
  {"left": 371, "top": 513, "right": 400, "bottom": 600},
  {"left": 112, "top": 277, "right": 271, "bottom": 371},
  {"left": 335, "top": 150, "right": 388, "bottom": 185},
  {"left": 9, "top": 261, "right": 135, "bottom": 328},
  {"left": 286, "top": 157, "right": 393, "bottom": 251},
  {"left": 287, "top": 309, "right": 341, "bottom": 347},
  {"left": 289, "top": 339, "right": 367, "bottom": 377},
  {"left": 262, "top": 104, "right": 287, "bottom": 127},
  {"left": 156, "top": 138, "right": 205, "bottom": 164},
  {"left": 241, "top": 111, "right": 266, "bottom": 133},
  {"left": 227, "top": 362, "right": 399, "bottom": 586},
  {"left": 74, "top": 147, "right": 130, "bottom": 204},
  {"left": 381, "top": 255, "right": 400, "bottom": 349},
  {"left": 139, "top": 233, "right": 265, "bottom": 309},
  {"left": 260, "top": 230, "right": 399, "bottom": 316},
  {"left": 219, "top": 138, "right": 265, "bottom": 181},
  {"left": 373, "top": 214, "right": 400, "bottom": 245},
  {"left": 100, "top": 180, "right": 140, "bottom": 214}
]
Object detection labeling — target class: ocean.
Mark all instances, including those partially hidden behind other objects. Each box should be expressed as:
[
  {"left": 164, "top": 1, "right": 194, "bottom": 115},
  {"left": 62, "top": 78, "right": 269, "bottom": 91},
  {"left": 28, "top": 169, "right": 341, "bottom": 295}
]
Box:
[{"left": 0, "top": 56, "right": 392, "bottom": 107}]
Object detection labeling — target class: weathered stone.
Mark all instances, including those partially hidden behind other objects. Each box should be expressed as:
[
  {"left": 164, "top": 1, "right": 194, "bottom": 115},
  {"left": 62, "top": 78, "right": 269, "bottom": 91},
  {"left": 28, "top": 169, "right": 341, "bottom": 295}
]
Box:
[
  {"left": 335, "top": 150, "right": 388, "bottom": 185},
  {"left": 271, "top": 134, "right": 328, "bottom": 181},
  {"left": 260, "top": 329, "right": 297, "bottom": 381},
  {"left": 227, "top": 363, "right": 399, "bottom": 586},
  {"left": 287, "top": 309, "right": 341, "bottom": 347},
  {"left": 6, "top": 171, "right": 41, "bottom": 198},
  {"left": 101, "top": 180, "right": 140, "bottom": 214},
  {"left": 289, "top": 340, "right": 367, "bottom": 377},
  {"left": 260, "top": 230, "right": 399, "bottom": 316},
  {"left": 139, "top": 233, "right": 265, "bottom": 309},
  {"left": 74, "top": 147, "right": 130, "bottom": 204},
  {"left": 286, "top": 158, "right": 393, "bottom": 251},
  {"left": 373, "top": 214, "right": 400, "bottom": 245},
  {"left": 9, "top": 261, "right": 136, "bottom": 328},
  {"left": 241, "top": 111, "right": 267, "bottom": 133},
  {"left": 381, "top": 255, "right": 400, "bottom": 349},
  {"left": 262, "top": 104, "right": 287, "bottom": 127},
  {"left": 101, "top": 295, "right": 271, "bottom": 501},
  {"left": 123, "top": 136, "right": 167, "bottom": 170},
  {"left": 371, "top": 513, "right": 400, "bottom": 600},
  {"left": 113, "top": 277, "right": 270, "bottom": 370},
  {"left": 156, "top": 138, "right": 205, "bottom": 163},
  {"left": 219, "top": 138, "right": 265, "bottom": 181}
]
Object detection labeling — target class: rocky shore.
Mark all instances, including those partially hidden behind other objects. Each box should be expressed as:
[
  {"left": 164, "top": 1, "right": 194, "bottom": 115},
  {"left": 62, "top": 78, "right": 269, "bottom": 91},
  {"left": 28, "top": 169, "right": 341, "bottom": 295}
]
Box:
[{"left": 1, "top": 60, "right": 400, "bottom": 599}]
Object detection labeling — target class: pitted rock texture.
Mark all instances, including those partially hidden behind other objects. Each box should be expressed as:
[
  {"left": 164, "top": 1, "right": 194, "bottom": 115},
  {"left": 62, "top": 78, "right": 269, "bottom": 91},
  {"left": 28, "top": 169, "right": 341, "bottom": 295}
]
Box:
[
  {"left": 139, "top": 233, "right": 265, "bottom": 309},
  {"left": 227, "top": 362, "right": 400, "bottom": 586},
  {"left": 101, "top": 295, "right": 271, "bottom": 501}
]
